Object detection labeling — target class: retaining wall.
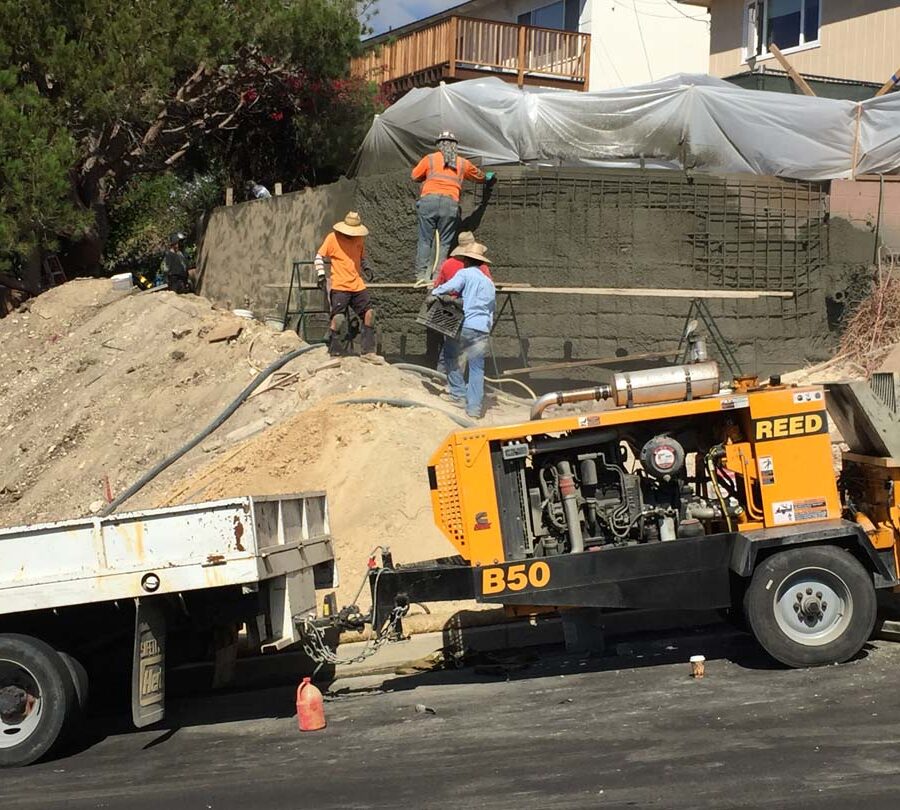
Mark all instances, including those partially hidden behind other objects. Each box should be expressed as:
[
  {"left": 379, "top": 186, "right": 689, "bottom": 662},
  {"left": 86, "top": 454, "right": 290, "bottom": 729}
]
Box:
[{"left": 198, "top": 167, "right": 875, "bottom": 380}]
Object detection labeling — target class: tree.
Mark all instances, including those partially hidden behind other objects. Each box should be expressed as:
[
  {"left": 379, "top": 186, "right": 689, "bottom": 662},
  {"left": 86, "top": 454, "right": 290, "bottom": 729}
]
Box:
[
  {"left": 0, "top": 0, "right": 377, "bottom": 261},
  {"left": 0, "top": 71, "right": 91, "bottom": 258}
]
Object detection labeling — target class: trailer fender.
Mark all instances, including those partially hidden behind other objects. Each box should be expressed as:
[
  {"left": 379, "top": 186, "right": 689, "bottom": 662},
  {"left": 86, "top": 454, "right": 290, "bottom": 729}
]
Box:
[{"left": 728, "top": 520, "right": 896, "bottom": 586}]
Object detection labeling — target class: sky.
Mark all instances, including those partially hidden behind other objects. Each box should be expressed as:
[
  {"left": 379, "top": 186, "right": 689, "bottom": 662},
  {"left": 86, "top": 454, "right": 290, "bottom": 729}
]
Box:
[{"left": 366, "top": 0, "right": 457, "bottom": 36}]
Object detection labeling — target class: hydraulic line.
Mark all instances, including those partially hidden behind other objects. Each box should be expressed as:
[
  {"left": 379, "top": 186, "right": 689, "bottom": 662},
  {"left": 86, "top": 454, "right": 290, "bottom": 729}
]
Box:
[
  {"left": 706, "top": 454, "right": 734, "bottom": 533},
  {"left": 101, "top": 344, "right": 327, "bottom": 516}
]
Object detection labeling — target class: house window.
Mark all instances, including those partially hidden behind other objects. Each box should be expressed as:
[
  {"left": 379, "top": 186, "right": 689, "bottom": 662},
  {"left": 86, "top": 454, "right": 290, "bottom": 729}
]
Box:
[
  {"left": 518, "top": 0, "right": 580, "bottom": 31},
  {"left": 746, "top": 0, "right": 820, "bottom": 57}
]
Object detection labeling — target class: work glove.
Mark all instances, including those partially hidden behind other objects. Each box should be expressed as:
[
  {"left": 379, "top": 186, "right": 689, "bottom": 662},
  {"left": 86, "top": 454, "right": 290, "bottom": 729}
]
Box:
[
  {"left": 485, "top": 171, "right": 496, "bottom": 183},
  {"left": 316, "top": 268, "right": 326, "bottom": 288}
]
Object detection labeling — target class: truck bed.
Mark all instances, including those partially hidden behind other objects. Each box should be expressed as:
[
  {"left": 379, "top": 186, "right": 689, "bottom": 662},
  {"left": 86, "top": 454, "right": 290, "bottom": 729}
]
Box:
[{"left": 0, "top": 494, "right": 335, "bottom": 619}]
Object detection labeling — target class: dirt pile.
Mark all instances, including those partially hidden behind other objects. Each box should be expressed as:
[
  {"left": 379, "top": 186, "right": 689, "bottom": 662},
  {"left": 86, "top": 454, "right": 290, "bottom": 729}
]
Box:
[
  {"left": 1, "top": 280, "right": 529, "bottom": 633},
  {"left": 0, "top": 280, "right": 306, "bottom": 525},
  {"left": 159, "top": 401, "right": 461, "bottom": 613}
]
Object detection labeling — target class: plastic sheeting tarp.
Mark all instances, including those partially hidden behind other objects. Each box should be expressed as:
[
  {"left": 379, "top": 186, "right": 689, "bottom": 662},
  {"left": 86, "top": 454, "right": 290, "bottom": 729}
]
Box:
[{"left": 351, "top": 75, "right": 900, "bottom": 181}]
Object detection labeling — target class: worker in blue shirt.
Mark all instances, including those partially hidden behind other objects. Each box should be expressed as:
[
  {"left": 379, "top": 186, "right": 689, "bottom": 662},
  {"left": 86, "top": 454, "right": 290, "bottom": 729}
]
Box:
[{"left": 430, "top": 243, "right": 495, "bottom": 419}]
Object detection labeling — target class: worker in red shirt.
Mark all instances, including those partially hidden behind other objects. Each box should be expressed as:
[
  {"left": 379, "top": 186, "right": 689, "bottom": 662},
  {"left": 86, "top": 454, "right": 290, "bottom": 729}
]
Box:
[
  {"left": 411, "top": 131, "right": 495, "bottom": 286},
  {"left": 433, "top": 231, "right": 493, "bottom": 288}
]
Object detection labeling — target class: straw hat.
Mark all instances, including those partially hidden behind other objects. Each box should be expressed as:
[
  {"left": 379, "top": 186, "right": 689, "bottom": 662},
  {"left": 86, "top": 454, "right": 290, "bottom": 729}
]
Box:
[
  {"left": 333, "top": 211, "right": 369, "bottom": 237},
  {"left": 452, "top": 242, "right": 492, "bottom": 264},
  {"left": 453, "top": 231, "right": 476, "bottom": 250}
]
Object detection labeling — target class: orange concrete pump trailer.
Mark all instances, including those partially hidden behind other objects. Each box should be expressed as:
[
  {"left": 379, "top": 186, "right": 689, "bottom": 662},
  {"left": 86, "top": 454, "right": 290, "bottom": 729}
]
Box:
[{"left": 327, "top": 363, "right": 900, "bottom": 669}]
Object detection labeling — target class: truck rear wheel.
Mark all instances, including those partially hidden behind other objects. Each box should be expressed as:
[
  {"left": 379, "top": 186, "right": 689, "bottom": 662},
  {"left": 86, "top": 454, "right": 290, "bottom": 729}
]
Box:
[
  {"left": 0, "top": 634, "right": 77, "bottom": 768},
  {"left": 745, "top": 546, "right": 877, "bottom": 668}
]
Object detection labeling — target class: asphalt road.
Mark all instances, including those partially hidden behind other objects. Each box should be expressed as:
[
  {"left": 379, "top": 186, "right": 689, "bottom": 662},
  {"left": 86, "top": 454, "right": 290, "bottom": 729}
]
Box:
[{"left": 4, "top": 627, "right": 900, "bottom": 809}]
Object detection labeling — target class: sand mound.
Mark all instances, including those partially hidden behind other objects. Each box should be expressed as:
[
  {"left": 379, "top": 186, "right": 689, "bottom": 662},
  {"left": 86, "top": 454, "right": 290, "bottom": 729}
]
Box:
[
  {"left": 1, "top": 280, "right": 525, "bottom": 630},
  {"left": 0, "top": 280, "right": 312, "bottom": 525},
  {"left": 160, "top": 401, "right": 462, "bottom": 608}
]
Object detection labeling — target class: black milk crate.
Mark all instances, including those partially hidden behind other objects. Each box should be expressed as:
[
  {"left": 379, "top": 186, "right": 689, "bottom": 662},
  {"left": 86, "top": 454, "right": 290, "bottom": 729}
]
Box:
[{"left": 416, "top": 296, "right": 464, "bottom": 338}]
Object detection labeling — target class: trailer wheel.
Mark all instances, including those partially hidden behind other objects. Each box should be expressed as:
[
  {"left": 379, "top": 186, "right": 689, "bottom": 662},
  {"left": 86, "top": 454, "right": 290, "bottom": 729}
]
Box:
[
  {"left": 0, "top": 634, "right": 76, "bottom": 768},
  {"left": 745, "top": 546, "right": 877, "bottom": 668}
]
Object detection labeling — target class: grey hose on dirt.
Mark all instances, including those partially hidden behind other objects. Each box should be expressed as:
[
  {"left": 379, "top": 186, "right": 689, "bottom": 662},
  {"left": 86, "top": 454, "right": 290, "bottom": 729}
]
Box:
[
  {"left": 100, "top": 344, "right": 327, "bottom": 516},
  {"left": 336, "top": 397, "right": 475, "bottom": 428},
  {"left": 392, "top": 362, "right": 532, "bottom": 408}
]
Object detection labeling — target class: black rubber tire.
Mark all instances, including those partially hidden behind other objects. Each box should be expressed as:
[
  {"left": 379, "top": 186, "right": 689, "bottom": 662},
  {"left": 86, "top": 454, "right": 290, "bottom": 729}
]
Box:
[
  {"left": 744, "top": 545, "right": 877, "bottom": 668},
  {"left": 58, "top": 652, "right": 90, "bottom": 714},
  {"left": 0, "top": 634, "right": 76, "bottom": 768}
]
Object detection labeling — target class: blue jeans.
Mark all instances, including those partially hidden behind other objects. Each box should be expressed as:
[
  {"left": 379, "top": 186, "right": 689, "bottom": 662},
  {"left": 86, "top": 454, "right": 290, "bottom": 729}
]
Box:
[
  {"left": 416, "top": 195, "right": 460, "bottom": 281},
  {"left": 444, "top": 327, "right": 489, "bottom": 417}
]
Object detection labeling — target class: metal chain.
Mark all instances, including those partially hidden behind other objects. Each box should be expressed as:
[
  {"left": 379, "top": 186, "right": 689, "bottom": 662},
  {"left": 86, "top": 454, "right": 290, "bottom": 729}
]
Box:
[{"left": 298, "top": 606, "right": 405, "bottom": 668}]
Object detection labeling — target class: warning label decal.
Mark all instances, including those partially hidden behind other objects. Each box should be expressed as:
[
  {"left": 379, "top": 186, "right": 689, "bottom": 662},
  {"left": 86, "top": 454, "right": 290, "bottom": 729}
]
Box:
[{"left": 772, "top": 497, "right": 829, "bottom": 525}]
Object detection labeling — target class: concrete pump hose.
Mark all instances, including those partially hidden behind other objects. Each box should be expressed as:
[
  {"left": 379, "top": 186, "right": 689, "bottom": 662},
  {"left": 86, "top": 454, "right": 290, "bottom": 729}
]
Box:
[
  {"left": 392, "top": 362, "right": 533, "bottom": 407},
  {"left": 100, "top": 344, "right": 327, "bottom": 516},
  {"left": 335, "top": 397, "right": 475, "bottom": 428},
  {"left": 484, "top": 375, "right": 537, "bottom": 400}
]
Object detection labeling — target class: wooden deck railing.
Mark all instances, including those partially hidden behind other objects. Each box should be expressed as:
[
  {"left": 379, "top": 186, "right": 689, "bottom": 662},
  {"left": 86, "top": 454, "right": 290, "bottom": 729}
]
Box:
[{"left": 353, "top": 16, "right": 590, "bottom": 90}]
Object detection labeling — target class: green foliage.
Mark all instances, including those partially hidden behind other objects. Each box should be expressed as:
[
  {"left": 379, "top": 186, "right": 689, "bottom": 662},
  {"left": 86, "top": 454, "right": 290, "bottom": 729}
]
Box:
[
  {"left": 0, "top": 1, "right": 378, "bottom": 260},
  {"left": 105, "top": 171, "right": 224, "bottom": 272},
  {"left": 0, "top": 71, "right": 91, "bottom": 254}
]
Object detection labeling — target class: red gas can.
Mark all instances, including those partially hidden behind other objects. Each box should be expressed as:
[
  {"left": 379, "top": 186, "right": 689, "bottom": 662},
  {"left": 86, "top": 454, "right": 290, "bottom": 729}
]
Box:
[{"left": 296, "top": 677, "right": 326, "bottom": 732}]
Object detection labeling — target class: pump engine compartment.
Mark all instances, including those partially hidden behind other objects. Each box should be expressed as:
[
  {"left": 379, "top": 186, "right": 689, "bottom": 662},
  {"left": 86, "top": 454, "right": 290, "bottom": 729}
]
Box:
[{"left": 493, "top": 415, "right": 748, "bottom": 560}]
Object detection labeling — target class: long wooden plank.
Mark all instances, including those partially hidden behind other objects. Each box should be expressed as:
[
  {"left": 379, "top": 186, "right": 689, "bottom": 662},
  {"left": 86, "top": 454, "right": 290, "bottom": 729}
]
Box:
[
  {"left": 268, "top": 282, "right": 794, "bottom": 299},
  {"left": 368, "top": 283, "right": 794, "bottom": 299},
  {"left": 768, "top": 45, "right": 816, "bottom": 96},
  {"left": 503, "top": 349, "right": 679, "bottom": 377},
  {"left": 875, "top": 66, "right": 900, "bottom": 97}
]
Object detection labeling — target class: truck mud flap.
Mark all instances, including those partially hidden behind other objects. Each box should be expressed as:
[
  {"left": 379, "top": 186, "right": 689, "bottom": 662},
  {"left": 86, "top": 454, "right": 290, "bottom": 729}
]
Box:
[{"left": 132, "top": 598, "right": 166, "bottom": 728}]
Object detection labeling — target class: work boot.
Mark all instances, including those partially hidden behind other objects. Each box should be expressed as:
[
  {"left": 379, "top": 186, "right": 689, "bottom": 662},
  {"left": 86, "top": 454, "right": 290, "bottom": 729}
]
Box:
[
  {"left": 360, "top": 324, "right": 377, "bottom": 355},
  {"left": 327, "top": 330, "right": 342, "bottom": 357}
]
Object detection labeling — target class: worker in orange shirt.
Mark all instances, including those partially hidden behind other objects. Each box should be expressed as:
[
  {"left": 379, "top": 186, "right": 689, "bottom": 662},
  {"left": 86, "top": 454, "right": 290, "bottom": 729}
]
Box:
[
  {"left": 315, "top": 212, "right": 377, "bottom": 358},
  {"left": 411, "top": 131, "right": 495, "bottom": 286}
]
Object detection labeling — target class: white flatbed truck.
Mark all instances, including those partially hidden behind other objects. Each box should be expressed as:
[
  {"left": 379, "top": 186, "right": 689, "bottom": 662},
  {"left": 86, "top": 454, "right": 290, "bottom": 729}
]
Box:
[{"left": 0, "top": 493, "right": 336, "bottom": 767}]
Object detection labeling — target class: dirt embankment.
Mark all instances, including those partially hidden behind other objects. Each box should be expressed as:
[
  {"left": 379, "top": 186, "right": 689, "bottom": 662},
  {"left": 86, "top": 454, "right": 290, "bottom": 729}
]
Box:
[{"left": 1, "top": 279, "right": 527, "bottom": 627}]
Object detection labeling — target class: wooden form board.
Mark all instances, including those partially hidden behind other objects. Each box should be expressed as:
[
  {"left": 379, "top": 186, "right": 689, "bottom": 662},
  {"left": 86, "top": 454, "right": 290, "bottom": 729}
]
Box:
[{"left": 268, "top": 282, "right": 794, "bottom": 300}]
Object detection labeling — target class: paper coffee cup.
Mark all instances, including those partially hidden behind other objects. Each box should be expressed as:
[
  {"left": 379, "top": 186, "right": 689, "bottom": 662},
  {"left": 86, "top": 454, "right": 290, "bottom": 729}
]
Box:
[{"left": 690, "top": 655, "right": 706, "bottom": 678}]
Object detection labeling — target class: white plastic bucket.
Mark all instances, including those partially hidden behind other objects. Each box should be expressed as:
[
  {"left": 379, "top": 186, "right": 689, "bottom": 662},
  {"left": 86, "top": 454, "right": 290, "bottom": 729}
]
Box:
[{"left": 111, "top": 272, "right": 133, "bottom": 291}]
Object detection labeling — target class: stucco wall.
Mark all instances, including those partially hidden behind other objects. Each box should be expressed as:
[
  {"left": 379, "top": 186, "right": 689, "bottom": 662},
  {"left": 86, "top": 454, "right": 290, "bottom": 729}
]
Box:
[
  {"left": 198, "top": 168, "right": 872, "bottom": 381},
  {"left": 354, "top": 167, "right": 844, "bottom": 378},
  {"left": 831, "top": 177, "right": 900, "bottom": 252},
  {"left": 197, "top": 179, "right": 356, "bottom": 315},
  {"left": 708, "top": 0, "right": 900, "bottom": 83}
]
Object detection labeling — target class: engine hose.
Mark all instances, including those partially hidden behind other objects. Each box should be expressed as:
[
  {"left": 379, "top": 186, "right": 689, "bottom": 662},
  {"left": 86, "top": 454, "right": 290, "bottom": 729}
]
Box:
[
  {"left": 392, "top": 362, "right": 532, "bottom": 407},
  {"left": 336, "top": 397, "right": 475, "bottom": 428},
  {"left": 100, "top": 344, "right": 327, "bottom": 516}
]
